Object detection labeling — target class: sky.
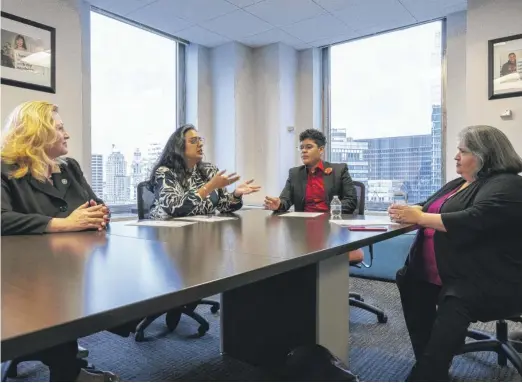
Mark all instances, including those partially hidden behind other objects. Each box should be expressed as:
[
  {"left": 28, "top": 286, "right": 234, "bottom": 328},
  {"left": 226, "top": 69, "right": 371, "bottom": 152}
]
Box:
[
  {"left": 330, "top": 21, "right": 442, "bottom": 140},
  {"left": 90, "top": 11, "right": 177, "bottom": 163}
]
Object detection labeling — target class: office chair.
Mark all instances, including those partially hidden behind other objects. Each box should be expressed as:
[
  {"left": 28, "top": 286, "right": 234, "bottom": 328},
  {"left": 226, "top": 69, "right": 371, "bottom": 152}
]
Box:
[
  {"left": 350, "top": 181, "right": 388, "bottom": 323},
  {"left": 2, "top": 346, "right": 89, "bottom": 380},
  {"left": 134, "top": 181, "right": 220, "bottom": 341},
  {"left": 458, "top": 316, "right": 522, "bottom": 375}
]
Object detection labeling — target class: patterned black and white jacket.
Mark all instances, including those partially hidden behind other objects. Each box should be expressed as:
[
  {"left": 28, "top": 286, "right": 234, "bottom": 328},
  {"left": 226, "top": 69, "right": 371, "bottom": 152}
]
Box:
[{"left": 149, "top": 162, "right": 243, "bottom": 220}]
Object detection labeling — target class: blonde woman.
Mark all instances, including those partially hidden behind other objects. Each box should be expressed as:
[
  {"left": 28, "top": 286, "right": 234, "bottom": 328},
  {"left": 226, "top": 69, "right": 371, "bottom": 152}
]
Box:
[
  {"left": 1, "top": 101, "right": 109, "bottom": 235},
  {"left": 1, "top": 101, "right": 118, "bottom": 381}
]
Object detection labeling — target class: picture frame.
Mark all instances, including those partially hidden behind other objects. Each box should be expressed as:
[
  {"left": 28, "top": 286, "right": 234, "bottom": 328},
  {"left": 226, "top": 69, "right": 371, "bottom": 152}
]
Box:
[
  {"left": 488, "top": 33, "right": 522, "bottom": 100},
  {"left": 1, "top": 12, "right": 56, "bottom": 93}
]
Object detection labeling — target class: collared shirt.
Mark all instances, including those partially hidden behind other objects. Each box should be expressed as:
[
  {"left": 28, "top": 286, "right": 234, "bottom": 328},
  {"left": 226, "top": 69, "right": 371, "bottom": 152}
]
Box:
[{"left": 304, "top": 161, "right": 329, "bottom": 213}]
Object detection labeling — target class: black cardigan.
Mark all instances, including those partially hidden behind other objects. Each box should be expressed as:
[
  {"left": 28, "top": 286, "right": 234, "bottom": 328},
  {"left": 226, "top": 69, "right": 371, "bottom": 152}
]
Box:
[
  {"left": 1, "top": 158, "right": 103, "bottom": 235},
  {"left": 407, "top": 173, "right": 522, "bottom": 301}
]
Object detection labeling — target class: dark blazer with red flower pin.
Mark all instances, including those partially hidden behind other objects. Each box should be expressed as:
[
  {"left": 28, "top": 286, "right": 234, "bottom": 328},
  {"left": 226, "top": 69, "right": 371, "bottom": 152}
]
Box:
[{"left": 277, "top": 161, "right": 357, "bottom": 214}]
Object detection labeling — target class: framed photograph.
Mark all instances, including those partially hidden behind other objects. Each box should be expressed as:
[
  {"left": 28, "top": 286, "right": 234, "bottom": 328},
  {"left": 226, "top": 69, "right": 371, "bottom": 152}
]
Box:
[
  {"left": 488, "top": 33, "right": 522, "bottom": 100},
  {"left": 1, "top": 12, "right": 56, "bottom": 93}
]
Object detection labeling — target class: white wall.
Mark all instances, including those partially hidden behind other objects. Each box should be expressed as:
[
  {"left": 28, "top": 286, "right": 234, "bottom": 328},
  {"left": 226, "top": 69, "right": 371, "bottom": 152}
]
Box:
[
  {"left": 186, "top": 44, "right": 213, "bottom": 162},
  {"left": 211, "top": 43, "right": 237, "bottom": 173},
  {"left": 187, "top": 41, "right": 314, "bottom": 204},
  {"left": 445, "top": 11, "right": 467, "bottom": 180},
  {"left": 1, "top": 0, "right": 91, "bottom": 172},
  {"left": 465, "top": 0, "right": 522, "bottom": 154},
  {"left": 444, "top": 2, "right": 522, "bottom": 180},
  {"left": 295, "top": 48, "right": 322, "bottom": 165}
]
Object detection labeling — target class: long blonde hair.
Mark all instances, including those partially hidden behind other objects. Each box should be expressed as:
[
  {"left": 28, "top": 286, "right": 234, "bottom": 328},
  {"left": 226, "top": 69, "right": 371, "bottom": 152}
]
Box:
[{"left": 1, "top": 101, "right": 63, "bottom": 182}]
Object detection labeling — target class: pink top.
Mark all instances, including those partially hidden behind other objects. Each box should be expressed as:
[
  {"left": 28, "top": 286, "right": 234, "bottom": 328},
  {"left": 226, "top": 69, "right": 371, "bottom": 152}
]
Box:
[{"left": 419, "top": 188, "right": 459, "bottom": 285}]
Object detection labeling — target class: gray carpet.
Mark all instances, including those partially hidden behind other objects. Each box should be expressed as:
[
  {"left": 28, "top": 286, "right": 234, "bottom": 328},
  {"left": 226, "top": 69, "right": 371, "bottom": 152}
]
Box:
[{"left": 8, "top": 278, "right": 522, "bottom": 382}]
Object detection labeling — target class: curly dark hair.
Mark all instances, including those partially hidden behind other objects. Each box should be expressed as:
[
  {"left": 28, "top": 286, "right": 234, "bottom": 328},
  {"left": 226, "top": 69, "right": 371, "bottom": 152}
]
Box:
[{"left": 299, "top": 129, "right": 326, "bottom": 148}]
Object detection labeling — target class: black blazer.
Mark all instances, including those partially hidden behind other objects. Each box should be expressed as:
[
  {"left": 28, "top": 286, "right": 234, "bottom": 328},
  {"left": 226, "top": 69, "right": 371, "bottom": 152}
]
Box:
[
  {"left": 406, "top": 173, "right": 522, "bottom": 304},
  {"left": 1, "top": 158, "right": 103, "bottom": 236},
  {"left": 278, "top": 162, "right": 357, "bottom": 214}
]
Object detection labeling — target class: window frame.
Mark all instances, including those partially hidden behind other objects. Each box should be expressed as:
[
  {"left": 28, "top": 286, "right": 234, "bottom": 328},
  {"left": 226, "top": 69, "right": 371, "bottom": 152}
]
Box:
[
  {"left": 321, "top": 19, "right": 448, "bottom": 214},
  {"left": 89, "top": 6, "right": 187, "bottom": 218}
]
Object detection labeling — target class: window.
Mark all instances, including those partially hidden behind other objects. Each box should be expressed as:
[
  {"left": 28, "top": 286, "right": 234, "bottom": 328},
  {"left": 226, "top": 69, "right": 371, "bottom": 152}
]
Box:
[
  {"left": 326, "top": 21, "right": 444, "bottom": 211},
  {"left": 90, "top": 10, "right": 181, "bottom": 216}
]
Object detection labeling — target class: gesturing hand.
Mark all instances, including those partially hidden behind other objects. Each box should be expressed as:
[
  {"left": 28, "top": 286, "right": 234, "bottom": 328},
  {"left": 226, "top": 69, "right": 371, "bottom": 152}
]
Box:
[
  {"left": 233, "top": 179, "right": 261, "bottom": 197},
  {"left": 263, "top": 196, "right": 281, "bottom": 211},
  {"left": 209, "top": 170, "right": 241, "bottom": 190},
  {"left": 65, "top": 201, "right": 110, "bottom": 231}
]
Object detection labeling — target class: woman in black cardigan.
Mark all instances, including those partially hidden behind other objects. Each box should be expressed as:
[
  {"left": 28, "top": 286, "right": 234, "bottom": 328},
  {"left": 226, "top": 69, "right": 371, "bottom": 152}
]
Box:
[
  {"left": 1, "top": 101, "right": 117, "bottom": 381},
  {"left": 389, "top": 125, "right": 522, "bottom": 382}
]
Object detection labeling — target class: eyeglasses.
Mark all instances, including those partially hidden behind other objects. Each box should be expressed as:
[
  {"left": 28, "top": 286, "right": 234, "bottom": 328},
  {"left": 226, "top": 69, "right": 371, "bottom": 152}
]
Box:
[
  {"left": 297, "top": 144, "right": 318, "bottom": 152},
  {"left": 187, "top": 137, "right": 205, "bottom": 145}
]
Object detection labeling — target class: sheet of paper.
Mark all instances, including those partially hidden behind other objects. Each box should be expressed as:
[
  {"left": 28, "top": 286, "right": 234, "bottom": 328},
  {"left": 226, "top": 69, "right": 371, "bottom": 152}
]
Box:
[
  {"left": 330, "top": 217, "right": 399, "bottom": 226},
  {"left": 126, "top": 220, "right": 196, "bottom": 228},
  {"left": 280, "top": 212, "right": 325, "bottom": 218},
  {"left": 175, "top": 215, "right": 238, "bottom": 222}
]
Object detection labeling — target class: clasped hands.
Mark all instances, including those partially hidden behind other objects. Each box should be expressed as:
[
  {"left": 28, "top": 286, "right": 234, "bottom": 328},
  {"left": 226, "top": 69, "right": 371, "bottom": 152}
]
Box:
[
  {"left": 66, "top": 199, "right": 110, "bottom": 231},
  {"left": 387, "top": 204, "right": 423, "bottom": 224}
]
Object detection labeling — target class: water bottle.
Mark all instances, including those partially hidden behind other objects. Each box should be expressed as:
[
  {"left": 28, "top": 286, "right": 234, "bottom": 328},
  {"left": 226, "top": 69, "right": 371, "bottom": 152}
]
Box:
[
  {"left": 392, "top": 191, "right": 408, "bottom": 206},
  {"left": 330, "top": 195, "right": 342, "bottom": 220}
]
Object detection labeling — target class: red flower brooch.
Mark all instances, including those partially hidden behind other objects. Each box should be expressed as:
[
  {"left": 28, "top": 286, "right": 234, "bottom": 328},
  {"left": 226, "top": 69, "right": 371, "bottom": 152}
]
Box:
[{"left": 324, "top": 167, "right": 333, "bottom": 175}]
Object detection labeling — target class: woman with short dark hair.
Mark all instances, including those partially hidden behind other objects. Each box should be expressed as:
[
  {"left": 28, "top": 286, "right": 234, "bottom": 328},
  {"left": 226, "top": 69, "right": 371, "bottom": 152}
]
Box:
[{"left": 389, "top": 125, "right": 522, "bottom": 381}]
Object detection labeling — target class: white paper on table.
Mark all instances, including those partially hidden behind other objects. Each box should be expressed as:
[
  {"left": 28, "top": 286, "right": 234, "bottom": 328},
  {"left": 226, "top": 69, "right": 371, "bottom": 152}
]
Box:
[
  {"left": 280, "top": 212, "right": 324, "bottom": 218},
  {"left": 174, "top": 215, "right": 238, "bottom": 222},
  {"left": 126, "top": 220, "right": 196, "bottom": 228},
  {"left": 330, "top": 217, "right": 399, "bottom": 226}
]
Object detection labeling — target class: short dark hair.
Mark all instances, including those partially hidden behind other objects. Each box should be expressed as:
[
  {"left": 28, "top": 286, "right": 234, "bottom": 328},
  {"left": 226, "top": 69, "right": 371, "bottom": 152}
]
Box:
[{"left": 299, "top": 129, "right": 326, "bottom": 148}]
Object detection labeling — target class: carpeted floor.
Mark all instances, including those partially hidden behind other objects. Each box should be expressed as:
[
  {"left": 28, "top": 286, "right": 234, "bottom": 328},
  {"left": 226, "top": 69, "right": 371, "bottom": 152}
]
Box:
[{"left": 9, "top": 278, "right": 522, "bottom": 382}]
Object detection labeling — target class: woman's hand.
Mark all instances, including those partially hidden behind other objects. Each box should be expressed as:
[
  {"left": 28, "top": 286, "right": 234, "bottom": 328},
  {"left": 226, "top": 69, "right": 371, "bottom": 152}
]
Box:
[
  {"left": 388, "top": 204, "right": 423, "bottom": 224},
  {"left": 64, "top": 201, "right": 109, "bottom": 231},
  {"left": 208, "top": 170, "right": 241, "bottom": 190},
  {"left": 233, "top": 179, "right": 261, "bottom": 197}
]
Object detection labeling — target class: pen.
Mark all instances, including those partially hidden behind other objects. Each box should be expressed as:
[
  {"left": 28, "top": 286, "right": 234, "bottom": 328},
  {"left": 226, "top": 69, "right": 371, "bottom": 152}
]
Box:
[{"left": 347, "top": 226, "right": 388, "bottom": 231}]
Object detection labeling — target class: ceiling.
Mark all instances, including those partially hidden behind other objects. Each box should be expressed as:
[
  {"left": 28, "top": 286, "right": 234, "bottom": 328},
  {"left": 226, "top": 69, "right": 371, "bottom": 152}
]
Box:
[{"left": 87, "top": 0, "right": 467, "bottom": 50}]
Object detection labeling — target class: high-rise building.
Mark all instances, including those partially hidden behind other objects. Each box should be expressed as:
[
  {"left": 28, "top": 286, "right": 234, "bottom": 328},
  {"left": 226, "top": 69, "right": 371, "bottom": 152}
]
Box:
[
  {"left": 329, "top": 105, "right": 443, "bottom": 211},
  {"left": 105, "top": 145, "right": 128, "bottom": 203},
  {"left": 130, "top": 148, "right": 146, "bottom": 202},
  {"left": 431, "top": 105, "right": 443, "bottom": 188},
  {"left": 330, "top": 128, "right": 369, "bottom": 183},
  {"left": 141, "top": 142, "right": 163, "bottom": 180},
  {"left": 90, "top": 154, "right": 103, "bottom": 199},
  {"left": 354, "top": 134, "right": 435, "bottom": 209}
]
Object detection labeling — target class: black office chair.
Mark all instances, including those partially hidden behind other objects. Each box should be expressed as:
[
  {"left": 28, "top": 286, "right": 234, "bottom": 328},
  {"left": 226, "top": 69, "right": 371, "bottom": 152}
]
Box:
[
  {"left": 134, "top": 181, "right": 220, "bottom": 341},
  {"left": 350, "top": 181, "right": 388, "bottom": 323},
  {"left": 458, "top": 316, "right": 522, "bottom": 375},
  {"left": 2, "top": 346, "right": 89, "bottom": 380}
]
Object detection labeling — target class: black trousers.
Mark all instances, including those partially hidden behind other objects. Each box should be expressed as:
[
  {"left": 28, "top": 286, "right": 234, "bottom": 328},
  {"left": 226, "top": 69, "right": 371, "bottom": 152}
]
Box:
[
  {"left": 396, "top": 266, "right": 522, "bottom": 382},
  {"left": 21, "top": 340, "right": 86, "bottom": 381},
  {"left": 15, "top": 321, "right": 138, "bottom": 381}
]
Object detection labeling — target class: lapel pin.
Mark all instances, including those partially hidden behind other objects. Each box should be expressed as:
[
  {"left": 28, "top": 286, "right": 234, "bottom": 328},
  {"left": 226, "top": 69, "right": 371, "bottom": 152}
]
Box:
[{"left": 62, "top": 179, "right": 68, "bottom": 185}]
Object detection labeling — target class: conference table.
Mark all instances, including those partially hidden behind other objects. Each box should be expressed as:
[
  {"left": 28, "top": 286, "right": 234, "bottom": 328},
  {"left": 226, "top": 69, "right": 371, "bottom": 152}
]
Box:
[{"left": 1, "top": 210, "right": 414, "bottom": 371}]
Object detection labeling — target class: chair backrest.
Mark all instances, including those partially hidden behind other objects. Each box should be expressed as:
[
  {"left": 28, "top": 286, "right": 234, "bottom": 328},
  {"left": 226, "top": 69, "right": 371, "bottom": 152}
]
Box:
[
  {"left": 352, "top": 181, "right": 366, "bottom": 215},
  {"left": 137, "top": 181, "right": 155, "bottom": 219}
]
